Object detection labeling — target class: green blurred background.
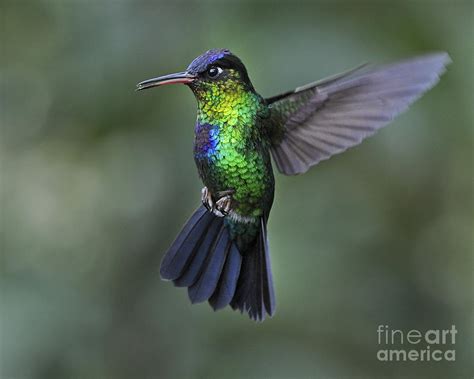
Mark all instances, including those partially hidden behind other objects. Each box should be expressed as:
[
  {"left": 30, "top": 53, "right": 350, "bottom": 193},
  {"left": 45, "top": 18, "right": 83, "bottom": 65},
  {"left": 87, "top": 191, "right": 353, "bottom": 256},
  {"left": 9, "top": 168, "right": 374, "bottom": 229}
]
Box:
[{"left": 1, "top": 1, "right": 473, "bottom": 378}]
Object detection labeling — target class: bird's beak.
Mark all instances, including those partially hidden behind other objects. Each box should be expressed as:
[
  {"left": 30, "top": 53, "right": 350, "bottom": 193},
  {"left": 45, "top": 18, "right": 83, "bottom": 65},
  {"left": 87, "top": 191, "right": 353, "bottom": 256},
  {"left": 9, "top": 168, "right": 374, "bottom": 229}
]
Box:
[{"left": 136, "top": 71, "right": 196, "bottom": 91}]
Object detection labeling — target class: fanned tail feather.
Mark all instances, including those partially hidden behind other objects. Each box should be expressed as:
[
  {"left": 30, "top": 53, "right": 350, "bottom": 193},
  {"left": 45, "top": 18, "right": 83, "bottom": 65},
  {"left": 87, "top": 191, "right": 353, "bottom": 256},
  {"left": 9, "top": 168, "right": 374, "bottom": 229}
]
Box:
[
  {"left": 230, "top": 218, "right": 276, "bottom": 321},
  {"left": 160, "top": 206, "right": 275, "bottom": 321}
]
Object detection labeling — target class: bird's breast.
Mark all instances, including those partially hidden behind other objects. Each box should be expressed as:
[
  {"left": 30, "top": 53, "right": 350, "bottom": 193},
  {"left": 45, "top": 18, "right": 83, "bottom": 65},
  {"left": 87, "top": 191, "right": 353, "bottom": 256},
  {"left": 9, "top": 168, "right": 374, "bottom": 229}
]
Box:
[
  {"left": 193, "top": 121, "right": 274, "bottom": 217},
  {"left": 194, "top": 122, "right": 219, "bottom": 160}
]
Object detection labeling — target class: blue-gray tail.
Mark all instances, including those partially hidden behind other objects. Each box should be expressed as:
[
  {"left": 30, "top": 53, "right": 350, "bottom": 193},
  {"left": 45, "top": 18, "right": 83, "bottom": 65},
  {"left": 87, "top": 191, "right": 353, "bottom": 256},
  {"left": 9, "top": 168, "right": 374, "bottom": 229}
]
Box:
[{"left": 160, "top": 206, "right": 275, "bottom": 321}]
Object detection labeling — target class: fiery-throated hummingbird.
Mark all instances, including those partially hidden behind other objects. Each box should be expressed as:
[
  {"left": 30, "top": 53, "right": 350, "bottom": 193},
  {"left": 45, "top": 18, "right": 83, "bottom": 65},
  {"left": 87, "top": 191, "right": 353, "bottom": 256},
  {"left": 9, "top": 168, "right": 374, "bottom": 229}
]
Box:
[{"left": 137, "top": 49, "right": 450, "bottom": 321}]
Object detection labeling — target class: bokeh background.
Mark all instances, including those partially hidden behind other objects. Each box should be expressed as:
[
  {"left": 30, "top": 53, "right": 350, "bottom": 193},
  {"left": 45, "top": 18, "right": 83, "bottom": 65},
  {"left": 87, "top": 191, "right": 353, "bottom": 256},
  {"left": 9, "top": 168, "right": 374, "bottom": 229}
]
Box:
[{"left": 1, "top": 1, "right": 473, "bottom": 378}]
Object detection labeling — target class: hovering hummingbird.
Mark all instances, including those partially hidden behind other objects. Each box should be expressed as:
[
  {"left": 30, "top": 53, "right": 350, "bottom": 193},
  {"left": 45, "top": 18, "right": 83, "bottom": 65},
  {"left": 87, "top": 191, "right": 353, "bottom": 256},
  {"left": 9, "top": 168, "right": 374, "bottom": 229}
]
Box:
[{"left": 137, "top": 49, "right": 450, "bottom": 321}]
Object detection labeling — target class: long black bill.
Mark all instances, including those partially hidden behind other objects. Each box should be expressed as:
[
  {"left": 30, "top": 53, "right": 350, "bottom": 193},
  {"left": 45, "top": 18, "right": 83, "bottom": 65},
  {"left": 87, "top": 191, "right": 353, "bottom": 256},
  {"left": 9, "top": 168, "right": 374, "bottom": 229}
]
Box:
[{"left": 136, "top": 71, "right": 196, "bottom": 91}]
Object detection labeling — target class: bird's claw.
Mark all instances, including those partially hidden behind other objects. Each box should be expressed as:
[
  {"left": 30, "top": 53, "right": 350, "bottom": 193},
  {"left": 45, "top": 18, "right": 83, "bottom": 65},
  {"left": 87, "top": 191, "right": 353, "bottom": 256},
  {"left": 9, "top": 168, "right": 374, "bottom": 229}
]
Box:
[
  {"left": 215, "top": 195, "right": 232, "bottom": 217},
  {"left": 201, "top": 187, "right": 234, "bottom": 218},
  {"left": 201, "top": 186, "right": 214, "bottom": 213}
]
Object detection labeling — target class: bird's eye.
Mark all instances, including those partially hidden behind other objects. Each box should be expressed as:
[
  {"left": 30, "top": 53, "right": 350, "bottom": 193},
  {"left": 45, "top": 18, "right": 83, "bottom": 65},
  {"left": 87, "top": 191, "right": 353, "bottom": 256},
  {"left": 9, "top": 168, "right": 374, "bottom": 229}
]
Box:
[{"left": 207, "top": 66, "right": 223, "bottom": 79}]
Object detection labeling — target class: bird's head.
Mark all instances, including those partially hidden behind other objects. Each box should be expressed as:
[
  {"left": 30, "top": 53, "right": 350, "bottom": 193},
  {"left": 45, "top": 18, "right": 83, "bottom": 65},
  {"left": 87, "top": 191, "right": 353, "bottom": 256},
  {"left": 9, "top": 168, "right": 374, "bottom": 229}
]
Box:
[{"left": 137, "top": 49, "right": 260, "bottom": 123}]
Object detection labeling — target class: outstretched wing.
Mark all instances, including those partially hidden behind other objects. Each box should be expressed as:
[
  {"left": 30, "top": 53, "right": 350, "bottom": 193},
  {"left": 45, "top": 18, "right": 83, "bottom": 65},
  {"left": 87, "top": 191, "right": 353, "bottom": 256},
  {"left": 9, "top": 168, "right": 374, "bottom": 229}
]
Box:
[{"left": 267, "top": 53, "right": 451, "bottom": 175}]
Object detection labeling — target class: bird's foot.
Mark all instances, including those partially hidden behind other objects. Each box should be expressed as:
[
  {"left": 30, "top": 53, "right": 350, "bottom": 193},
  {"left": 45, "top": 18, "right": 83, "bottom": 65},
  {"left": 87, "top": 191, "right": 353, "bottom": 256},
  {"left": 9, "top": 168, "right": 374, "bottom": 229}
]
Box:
[
  {"left": 201, "top": 186, "right": 215, "bottom": 213},
  {"left": 201, "top": 187, "right": 234, "bottom": 218},
  {"left": 215, "top": 194, "right": 233, "bottom": 217}
]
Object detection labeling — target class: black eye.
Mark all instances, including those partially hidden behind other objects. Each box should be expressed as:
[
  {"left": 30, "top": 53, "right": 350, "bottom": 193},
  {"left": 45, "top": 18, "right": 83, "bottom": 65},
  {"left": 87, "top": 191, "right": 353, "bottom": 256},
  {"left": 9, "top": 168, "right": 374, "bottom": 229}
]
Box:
[{"left": 207, "top": 66, "right": 223, "bottom": 79}]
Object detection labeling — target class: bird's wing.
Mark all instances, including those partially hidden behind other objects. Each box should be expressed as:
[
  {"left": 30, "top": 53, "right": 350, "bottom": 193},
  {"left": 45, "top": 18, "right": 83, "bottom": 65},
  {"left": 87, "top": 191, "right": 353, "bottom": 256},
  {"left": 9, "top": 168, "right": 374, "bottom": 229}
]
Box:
[{"left": 267, "top": 52, "right": 451, "bottom": 175}]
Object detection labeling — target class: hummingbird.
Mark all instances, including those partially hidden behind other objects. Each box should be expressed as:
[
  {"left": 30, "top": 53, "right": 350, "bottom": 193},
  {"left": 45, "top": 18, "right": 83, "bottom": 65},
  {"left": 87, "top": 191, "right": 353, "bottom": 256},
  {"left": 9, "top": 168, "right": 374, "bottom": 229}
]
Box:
[{"left": 137, "top": 49, "right": 450, "bottom": 321}]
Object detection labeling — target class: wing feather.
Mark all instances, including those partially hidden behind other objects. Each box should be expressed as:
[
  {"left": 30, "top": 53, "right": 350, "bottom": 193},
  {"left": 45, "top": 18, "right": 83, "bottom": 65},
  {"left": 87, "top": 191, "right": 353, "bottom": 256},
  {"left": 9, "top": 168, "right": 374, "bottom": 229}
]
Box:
[{"left": 268, "top": 53, "right": 451, "bottom": 175}]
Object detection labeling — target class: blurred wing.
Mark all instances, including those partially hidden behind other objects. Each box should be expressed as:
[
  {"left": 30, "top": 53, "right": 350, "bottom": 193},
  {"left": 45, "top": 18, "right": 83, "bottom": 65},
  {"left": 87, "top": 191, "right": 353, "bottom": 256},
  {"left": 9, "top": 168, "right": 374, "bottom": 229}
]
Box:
[{"left": 267, "top": 53, "right": 451, "bottom": 175}]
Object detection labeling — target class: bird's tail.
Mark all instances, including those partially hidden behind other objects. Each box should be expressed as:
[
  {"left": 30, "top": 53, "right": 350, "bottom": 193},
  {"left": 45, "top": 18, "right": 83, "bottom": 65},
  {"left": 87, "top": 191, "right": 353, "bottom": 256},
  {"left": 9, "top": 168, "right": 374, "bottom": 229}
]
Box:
[
  {"left": 160, "top": 206, "right": 275, "bottom": 321},
  {"left": 229, "top": 217, "right": 275, "bottom": 321}
]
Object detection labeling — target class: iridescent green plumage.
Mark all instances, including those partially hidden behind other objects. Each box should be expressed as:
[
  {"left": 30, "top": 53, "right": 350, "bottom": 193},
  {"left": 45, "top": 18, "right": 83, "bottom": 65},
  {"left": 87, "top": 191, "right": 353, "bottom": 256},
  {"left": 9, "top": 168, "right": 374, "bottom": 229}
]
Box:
[
  {"left": 193, "top": 69, "right": 273, "bottom": 216},
  {"left": 192, "top": 69, "right": 273, "bottom": 256}
]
